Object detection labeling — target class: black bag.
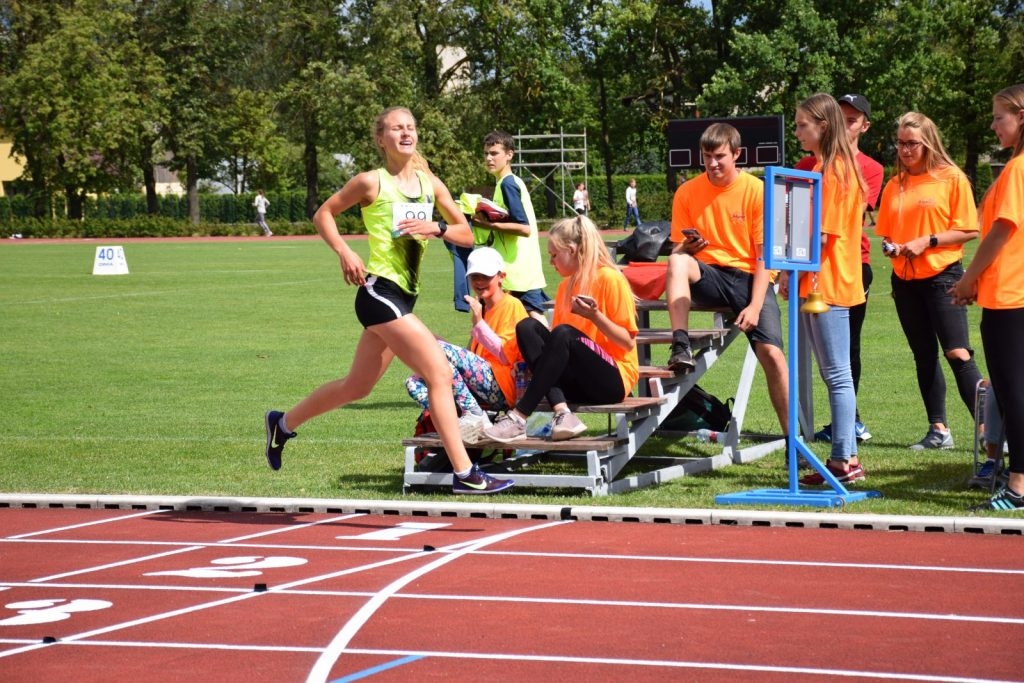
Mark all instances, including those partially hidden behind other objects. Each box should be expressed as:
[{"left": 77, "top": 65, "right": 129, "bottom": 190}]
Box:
[
  {"left": 662, "top": 384, "right": 733, "bottom": 432},
  {"left": 615, "top": 221, "right": 671, "bottom": 263}
]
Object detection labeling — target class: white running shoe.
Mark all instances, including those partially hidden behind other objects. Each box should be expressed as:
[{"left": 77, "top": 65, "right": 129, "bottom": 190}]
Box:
[{"left": 458, "top": 412, "right": 492, "bottom": 445}]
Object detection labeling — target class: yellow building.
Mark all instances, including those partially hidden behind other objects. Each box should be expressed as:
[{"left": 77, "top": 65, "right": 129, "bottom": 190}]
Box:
[{"left": 0, "top": 132, "right": 26, "bottom": 197}]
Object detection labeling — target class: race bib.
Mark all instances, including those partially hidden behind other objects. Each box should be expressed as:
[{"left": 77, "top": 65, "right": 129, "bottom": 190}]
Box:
[{"left": 392, "top": 202, "right": 434, "bottom": 238}]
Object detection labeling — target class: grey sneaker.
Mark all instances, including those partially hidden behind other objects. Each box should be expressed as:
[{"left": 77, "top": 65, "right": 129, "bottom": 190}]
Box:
[
  {"left": 483, "top": 414, "right": 527, "bottom": 443},
  {"left": 550, "top": 411, "right": 587, "bottom": 441},
  {"left": 910, "top": 427, "right": 954, "bottom": 450},
  {"left": 667, "top": 342, "right": 695, "bottom": 373},
  {"left": 458, "top": 411, "right": 492, "bottom": 445}
]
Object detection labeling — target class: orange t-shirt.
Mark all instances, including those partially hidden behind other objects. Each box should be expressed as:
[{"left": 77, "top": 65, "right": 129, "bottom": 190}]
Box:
[
  {"left": 797, "top": 151, "right": 884, "bottom": 265},
  {"left": 670, "top": 171, "right": 763, "bottom": 274},
  {"left": 875, "top": 165, "right": 978, "bottom": 280},
  {"left": 552, "top": 265, "right": 639, "bottom": 395},
  {"left": 977, "top": 154, "right": 1024, "bottom": 309},
  {"left": 470, "top": 293, "right": 528, "bottom": 406},
  {"left": 799, "top": 157, "right": 865, "bottom": 307}
]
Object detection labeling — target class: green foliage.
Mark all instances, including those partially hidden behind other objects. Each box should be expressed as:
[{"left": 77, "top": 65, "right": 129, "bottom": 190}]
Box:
[{"left": 1, "top": 0, "right": 1021, "bottom": 224}]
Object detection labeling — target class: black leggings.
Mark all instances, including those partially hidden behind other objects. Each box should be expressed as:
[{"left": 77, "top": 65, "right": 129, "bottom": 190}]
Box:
[
  {"left": 982, "top": 308, "right": 1024, "bottom": 475},
  {"left": 891, "top": 264, "right": 981, "bottom": 424},
  {"left": 515, "top": 319, "right": 625, "bottom": 415}
]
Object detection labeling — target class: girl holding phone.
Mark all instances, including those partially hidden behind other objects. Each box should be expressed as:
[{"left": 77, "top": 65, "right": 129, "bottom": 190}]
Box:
[{"left": 484, "top": 215, "right": 639, "bottom": 443}]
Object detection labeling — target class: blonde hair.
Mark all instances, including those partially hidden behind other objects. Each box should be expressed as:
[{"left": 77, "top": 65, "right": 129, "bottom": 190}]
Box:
[
  {"left": 548, "top": 214, "right": 616, "bottom": 308},
  {"left": 798, "top": 93, "right": 866, "bottom": 199},
  {"left": 994, "top": 84, "right": 1024, "bottom": 158},
  {"left": 894, "top": 112, "right": 961, "bottom": 188},
  {"left": 373, "top": 106, "right": 430, "bottom": 174}
]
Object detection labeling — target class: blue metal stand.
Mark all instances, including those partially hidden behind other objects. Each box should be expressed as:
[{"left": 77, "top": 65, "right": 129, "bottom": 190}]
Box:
[{"left": 716, "top": 167, "right": 881, "bottom": 508}]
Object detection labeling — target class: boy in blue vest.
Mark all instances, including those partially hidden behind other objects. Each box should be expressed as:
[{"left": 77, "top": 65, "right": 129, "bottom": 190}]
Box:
[{"left": 472, "top": 131, "right": 549, "bottom": 324}]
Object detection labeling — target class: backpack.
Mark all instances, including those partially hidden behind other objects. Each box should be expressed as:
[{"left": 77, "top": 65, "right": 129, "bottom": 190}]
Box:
[
  {"left": 662, "top": 384, "right": 733, "bottom": 432},
  {"left": 614, "top": 221, "right": 671, "bottom": 263}
]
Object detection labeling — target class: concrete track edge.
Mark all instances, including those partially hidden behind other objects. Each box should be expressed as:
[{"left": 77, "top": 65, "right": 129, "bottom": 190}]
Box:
[{"left": 1, "top": 493, "right": 1022, "bottom": 535}]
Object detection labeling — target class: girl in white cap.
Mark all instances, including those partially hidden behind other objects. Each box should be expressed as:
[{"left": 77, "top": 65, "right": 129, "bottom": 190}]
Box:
[{"left": 405, "top": 247, "right": 529, "bottom": 444}]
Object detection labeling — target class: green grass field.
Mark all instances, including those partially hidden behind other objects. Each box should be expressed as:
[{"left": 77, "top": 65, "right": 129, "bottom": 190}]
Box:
[{"left": 0, "top": 234, "right": 1005, "bottom": 516}]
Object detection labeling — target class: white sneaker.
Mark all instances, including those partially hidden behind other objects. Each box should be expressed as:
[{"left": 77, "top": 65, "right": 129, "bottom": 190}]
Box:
[{"left": 458, "top": 412, "right": 492, "bottom": 445}]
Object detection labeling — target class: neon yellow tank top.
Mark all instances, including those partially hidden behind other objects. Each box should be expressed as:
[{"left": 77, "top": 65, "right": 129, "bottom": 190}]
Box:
[{"left": 362, "top": 169, "right": 433, "bottom": 295}]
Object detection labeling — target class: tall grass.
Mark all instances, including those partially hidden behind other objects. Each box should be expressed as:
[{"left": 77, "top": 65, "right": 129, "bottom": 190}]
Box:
[{"left": 0, "top": 235, "right": 1001, "bottom": 515}]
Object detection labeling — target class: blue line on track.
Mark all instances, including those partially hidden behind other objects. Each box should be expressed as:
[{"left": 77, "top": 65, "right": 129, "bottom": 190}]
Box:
[{"left": 329, "top": 655, "right": 424, "bottom": 682}]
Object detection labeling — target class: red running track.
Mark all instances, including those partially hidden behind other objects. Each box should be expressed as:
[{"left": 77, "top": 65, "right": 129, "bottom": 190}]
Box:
[{"left": 1, "top": 506, "right": 1022, "bottom": 682}]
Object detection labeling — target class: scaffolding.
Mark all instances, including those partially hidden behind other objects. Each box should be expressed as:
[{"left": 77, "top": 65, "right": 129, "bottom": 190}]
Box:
[{"left": 512, "top": 129, "right": 588, "bottom": 217}]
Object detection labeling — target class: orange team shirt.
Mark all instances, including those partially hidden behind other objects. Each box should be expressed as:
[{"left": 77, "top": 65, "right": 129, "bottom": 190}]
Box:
[
  {"left": 797, "top": 151, "right": 883, "bottom": 264},
  {"left": 470, "top": 293, "right": 528, "bottom": 406},
  {"left": 977, "top": 154, "right": 1024, "bottom": 310},
  {"left": 552, "top": 265, "right": 639, "bottom": 395},
  {"left": 670, "top": 171, "right": 764, "bottom": 273},
  {"left": 799, "top": 157, "right": 865, "bottom": 307},
  {"left": 875, "top": 165, "right": 978, "bottom": 280}
]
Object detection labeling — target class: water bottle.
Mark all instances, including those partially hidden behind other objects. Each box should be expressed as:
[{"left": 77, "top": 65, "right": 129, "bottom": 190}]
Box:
[
  {"left": 513, "top": 361, "right": 530, "bottom": 401},
  {"left": 694, "top": 428, "right": 718, "bottom": 443},
  {"left": 526, "top": 411, "right": 554, "bottom": 438}
]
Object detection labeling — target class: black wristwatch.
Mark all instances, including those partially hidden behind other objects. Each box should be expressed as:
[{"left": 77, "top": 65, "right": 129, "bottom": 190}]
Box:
[
  {"left": 436, "top": 220, "right": 448, "bottom": 238},
  {"left": 929, "top": 234, "right": 938, "bottom": 249}
]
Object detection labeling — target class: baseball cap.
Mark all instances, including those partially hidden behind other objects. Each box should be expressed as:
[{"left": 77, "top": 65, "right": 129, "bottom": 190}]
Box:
[
  {"left": 838, "top": 93, "right": 871, "bottom": 120},
  {"left": 466, "top": 247, "right": 504, "bottom": 277}
]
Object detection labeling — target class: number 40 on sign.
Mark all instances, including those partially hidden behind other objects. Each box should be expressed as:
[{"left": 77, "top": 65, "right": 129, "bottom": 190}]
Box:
[{"left": 92, "top": 245, "right": 129, "bottom": 275}]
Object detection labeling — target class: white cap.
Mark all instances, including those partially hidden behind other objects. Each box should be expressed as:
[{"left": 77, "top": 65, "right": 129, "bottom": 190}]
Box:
[{"left": 466, "top": 247, "right": 504, "bottom": 277}]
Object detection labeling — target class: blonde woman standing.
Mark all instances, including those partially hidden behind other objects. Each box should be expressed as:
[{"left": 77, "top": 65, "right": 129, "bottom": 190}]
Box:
[{"left": 876, "top": 112, "right": 981, "bottom": 451}]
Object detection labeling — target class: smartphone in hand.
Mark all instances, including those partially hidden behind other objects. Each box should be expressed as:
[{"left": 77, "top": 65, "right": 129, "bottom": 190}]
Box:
[
  {"left": 682, "top": 228, "right": 701, "bottom": 240},
  {"left": 574, "top": 294, "right": 596, "bottom": 307}
]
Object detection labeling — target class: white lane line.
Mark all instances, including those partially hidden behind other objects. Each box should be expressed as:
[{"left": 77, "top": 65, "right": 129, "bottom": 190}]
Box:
[
  {"left": 390, "top": 592, "right": 1024, "bottom": 625},
  {"left": 7, "top": 509, "right": 164, "bottom": 539},
  {"left": 342, "top": 648, "right": 1021, "bottom": 683},
  {"left": 3, "top": 580, "right": 1018, "bottom": 627},
  {"left": 218, "top": 513, "right": 366, "bottom": 544},
  {"left": 469, "top": 549, "right": 1024, "bottom": 575},
  {"left": 305, "top": 519, "right": 572, "bottom": 683},
  {"left": 28, "top": 546, "right": 206, "bottom": 583},
  {"left": 8, "top": 535, "right": 1021, "bottom": 577}
]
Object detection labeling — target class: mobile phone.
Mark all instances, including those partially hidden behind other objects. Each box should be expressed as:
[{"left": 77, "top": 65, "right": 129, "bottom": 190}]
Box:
[
  {"left": 574, "top": 294, "right": 596, "bottom": 307},
  {"left": 682, "top": 228, "right": 700, "bottom": 240}
]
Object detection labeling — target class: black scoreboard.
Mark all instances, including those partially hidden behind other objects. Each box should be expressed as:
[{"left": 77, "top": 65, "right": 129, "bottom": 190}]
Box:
[{"left": 667, "top": 115, "right": 786, "bottom": 170}]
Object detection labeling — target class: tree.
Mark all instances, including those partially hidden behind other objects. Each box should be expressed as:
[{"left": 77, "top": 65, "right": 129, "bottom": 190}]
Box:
[
  {"left": 0, "top": 0, "right": 161, "bottom": 218},
  {"left": 137, "top": 0, "right": 245, "bottom": 224}
]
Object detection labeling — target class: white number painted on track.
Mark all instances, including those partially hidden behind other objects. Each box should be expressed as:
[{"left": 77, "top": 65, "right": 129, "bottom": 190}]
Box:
[
  {"left": 335, "top": 522, "right": 450, "bottom": 541},
  {"left": 0, "top": 598, "right": 112, "bottom": 626},
  {"left": 144, "top": 555, "right": 307, "bottom": 578}
]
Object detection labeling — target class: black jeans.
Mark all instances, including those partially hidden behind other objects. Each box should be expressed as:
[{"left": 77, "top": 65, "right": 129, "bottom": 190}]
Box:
[
  {"left": 849, "top": 263, "right": 872, "bottom": 400},
  {"left": 982, "top": 308, "right": 1024, "bottom": 474},
  {"left": 891, "top": 262, "right": 981, "bottom": 425},
  {"left": 514, "top": 319, "right": 625, "bottom": 415}
]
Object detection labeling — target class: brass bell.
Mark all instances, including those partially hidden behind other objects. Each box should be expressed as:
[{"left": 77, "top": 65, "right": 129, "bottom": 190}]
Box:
[{"left": 801, "top": 291, "right": 830, "bottom": 314}]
